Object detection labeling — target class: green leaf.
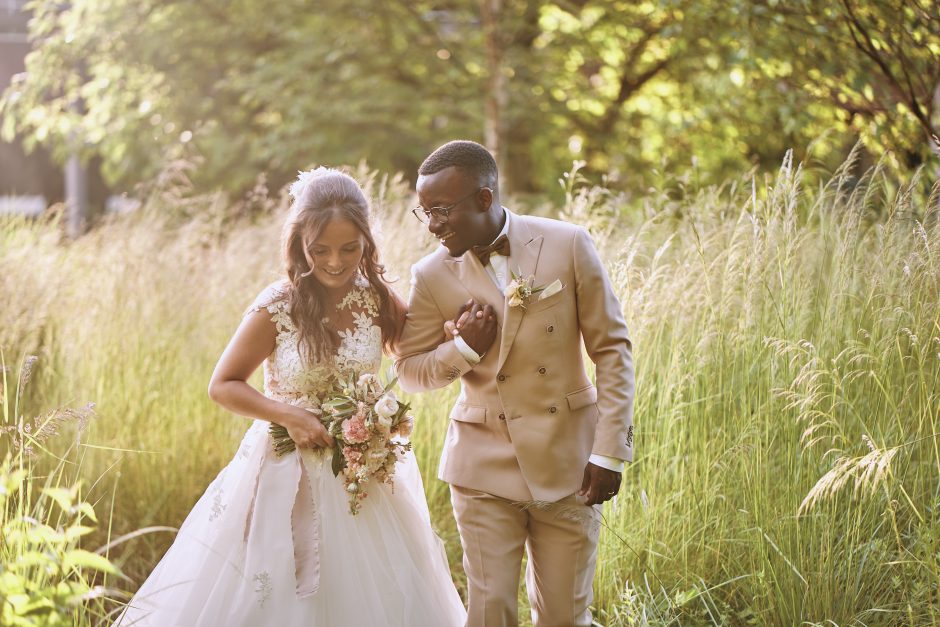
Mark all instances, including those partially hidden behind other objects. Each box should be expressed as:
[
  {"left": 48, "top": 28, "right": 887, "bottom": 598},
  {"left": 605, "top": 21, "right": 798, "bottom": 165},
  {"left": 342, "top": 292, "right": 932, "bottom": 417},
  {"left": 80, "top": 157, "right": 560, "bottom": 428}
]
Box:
[
  {"left": 330, "top": 446, "right": 345, "bottom": 478},
  {"left": 11, "top": 550, "right": 55, "bottom": 570},
  {"left": 41, "top": 488, "right": 74, "bottom": 513},
  {"left": 75, "top": 503, "right": 98, "bottom": 524},
  {"left": 64, "top": 525, "right": 96, "bottom": 542},
  {"left": 61, "top": 549, "right": 118, "bottom": 575}
]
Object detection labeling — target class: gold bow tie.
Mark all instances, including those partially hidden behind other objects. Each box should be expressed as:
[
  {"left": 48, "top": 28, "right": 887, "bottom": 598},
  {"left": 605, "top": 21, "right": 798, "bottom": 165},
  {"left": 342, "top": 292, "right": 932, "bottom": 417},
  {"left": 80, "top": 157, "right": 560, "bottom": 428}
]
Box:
[{"left": 471, "top": 234, "right": 511, "bottom": 266}]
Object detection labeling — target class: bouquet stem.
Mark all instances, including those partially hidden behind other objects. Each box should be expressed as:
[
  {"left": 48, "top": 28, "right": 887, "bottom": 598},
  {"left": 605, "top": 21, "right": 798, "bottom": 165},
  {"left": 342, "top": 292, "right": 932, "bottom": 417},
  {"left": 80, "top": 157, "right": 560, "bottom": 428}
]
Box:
[{"left": 269, "top": 423, "right": 296, "bottom": 457}]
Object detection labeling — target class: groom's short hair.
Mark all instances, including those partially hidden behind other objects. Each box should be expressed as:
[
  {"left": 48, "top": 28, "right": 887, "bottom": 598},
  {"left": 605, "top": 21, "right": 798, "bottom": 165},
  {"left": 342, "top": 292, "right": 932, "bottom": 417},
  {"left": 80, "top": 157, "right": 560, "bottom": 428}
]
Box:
[{"left": 419, "top": 140, "right": 498, "bottom": 189}]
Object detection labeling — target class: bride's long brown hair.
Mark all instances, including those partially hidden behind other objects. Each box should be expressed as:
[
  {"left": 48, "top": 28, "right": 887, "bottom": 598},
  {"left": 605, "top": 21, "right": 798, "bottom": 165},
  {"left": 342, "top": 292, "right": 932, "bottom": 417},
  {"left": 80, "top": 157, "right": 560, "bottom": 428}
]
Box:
[{"left": 281, "top": 169, "right": 406, "bottom": 364}]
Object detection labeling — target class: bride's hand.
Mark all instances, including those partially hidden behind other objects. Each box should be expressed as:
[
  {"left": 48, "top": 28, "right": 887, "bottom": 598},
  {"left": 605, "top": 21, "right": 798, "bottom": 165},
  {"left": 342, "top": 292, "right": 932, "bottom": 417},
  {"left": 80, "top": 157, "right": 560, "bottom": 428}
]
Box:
[
  {"left": 444, "top": 300, "right": 474, "bottom": 337},
  {"left": 282, "top": 407, "right": 335, "bottom": 449}
]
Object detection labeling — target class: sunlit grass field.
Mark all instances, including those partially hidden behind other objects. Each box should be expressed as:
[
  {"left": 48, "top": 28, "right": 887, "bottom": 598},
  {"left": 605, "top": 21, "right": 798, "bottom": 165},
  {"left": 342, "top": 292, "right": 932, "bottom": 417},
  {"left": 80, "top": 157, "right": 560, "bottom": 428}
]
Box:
[{"left": 2, "top": 153, "right": 938, "bottom": 625}]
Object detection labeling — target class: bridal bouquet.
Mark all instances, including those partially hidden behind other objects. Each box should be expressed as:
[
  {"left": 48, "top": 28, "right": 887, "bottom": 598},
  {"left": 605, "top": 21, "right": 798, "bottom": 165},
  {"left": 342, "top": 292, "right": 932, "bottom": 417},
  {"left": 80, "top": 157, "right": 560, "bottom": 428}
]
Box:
[{"left": 270, "top": 373, "right": 414, "bottom": 515}]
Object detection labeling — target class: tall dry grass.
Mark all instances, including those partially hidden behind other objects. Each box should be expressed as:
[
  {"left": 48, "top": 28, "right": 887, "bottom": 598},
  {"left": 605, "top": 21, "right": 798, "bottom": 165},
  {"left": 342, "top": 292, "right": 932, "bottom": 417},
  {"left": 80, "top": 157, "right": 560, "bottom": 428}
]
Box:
[{"left": 1, "top": 153, "right": 938, "bottom": 624}]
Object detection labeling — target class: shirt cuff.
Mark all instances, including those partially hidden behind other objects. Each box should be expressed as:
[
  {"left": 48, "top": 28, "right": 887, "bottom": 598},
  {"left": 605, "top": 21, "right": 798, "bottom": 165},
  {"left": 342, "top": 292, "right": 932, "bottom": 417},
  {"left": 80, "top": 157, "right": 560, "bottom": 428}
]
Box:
[
  {"left": 453, "top": 335, "right": 482, "bottom": 365},
  {"left": 589, "top": 454, "right": 625, "bottom": 473}
]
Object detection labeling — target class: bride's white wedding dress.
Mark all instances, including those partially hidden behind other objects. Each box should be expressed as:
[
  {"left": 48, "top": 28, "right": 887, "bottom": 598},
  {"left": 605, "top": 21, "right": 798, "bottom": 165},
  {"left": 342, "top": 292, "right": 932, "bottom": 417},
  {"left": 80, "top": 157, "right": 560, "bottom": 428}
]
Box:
[{"left": 116, "top": 279, "right": 466, "bottom": 626}]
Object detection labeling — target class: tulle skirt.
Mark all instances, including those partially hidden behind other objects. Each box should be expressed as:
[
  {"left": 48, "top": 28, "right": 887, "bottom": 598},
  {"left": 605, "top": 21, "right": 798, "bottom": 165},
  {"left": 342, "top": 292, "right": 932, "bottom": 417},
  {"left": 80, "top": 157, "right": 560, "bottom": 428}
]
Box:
[{"left": 115, "top": 420, "right": 466, "bottom": 626}]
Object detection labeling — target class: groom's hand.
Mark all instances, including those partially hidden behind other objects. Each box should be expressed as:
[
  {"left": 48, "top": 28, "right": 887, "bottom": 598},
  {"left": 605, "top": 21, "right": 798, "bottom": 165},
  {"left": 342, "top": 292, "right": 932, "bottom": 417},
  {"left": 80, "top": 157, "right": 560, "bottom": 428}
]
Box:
[
  {"left": 451, "top": 300, "right": 498, "bottom": 356},
  {"left": 579, "top": 462, "right": 622, "bottom": 506}
]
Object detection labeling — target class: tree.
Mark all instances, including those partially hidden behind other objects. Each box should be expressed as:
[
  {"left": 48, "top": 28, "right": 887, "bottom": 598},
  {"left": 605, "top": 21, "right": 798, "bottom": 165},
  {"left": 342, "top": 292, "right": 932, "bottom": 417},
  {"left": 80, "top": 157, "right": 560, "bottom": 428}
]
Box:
[
  {"left": 3, "top": 0, "right": 934, "bottom": 199},
  {"left": 1, "top": 0, "right": 486, "bottom": 193},
  {"left": 745, "top": 0, "right": 940, "bottom": 169}
]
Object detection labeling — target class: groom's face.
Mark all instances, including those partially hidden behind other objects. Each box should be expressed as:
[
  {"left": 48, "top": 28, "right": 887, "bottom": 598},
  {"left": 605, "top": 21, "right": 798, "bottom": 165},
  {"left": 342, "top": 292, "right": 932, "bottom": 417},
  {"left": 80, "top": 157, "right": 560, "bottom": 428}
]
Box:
[{"left": 416, "top": 166, "right": 490, "bottom": 258}]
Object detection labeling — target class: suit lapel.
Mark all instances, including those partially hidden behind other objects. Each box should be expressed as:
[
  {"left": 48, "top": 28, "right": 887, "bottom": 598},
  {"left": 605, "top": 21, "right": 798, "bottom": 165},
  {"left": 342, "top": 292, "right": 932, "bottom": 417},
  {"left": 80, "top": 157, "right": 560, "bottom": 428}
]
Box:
[
  {"left": 497, "top": 214, "right": 543, "bottom": 373},
  {"left": 443, "top": 249, "right": 506, "bottom": 311}
]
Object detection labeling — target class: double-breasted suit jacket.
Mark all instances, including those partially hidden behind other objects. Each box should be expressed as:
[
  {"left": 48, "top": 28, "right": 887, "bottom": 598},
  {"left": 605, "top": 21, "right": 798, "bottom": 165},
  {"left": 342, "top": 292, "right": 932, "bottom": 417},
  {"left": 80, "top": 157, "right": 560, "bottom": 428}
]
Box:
[{"left": 395, "top": 210, "right": 635, "bottom": 502}]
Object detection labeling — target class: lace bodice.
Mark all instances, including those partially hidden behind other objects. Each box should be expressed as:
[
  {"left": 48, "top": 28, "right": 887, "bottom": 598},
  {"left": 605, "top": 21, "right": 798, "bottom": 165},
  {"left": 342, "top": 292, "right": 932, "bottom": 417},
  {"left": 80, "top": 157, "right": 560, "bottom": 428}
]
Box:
[{"left": 247, "top": 277, "right": 384, "bottom": 409}]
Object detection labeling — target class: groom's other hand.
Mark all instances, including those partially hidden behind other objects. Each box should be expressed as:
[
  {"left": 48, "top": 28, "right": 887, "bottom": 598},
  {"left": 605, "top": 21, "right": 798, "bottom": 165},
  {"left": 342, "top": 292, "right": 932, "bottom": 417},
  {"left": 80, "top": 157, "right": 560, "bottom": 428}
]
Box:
[
  {"left": 455, "top": 300, "right": 498, "bottom": 356},
  {"left": 579, "top": 462, "right": 622, "bottom": 506}
]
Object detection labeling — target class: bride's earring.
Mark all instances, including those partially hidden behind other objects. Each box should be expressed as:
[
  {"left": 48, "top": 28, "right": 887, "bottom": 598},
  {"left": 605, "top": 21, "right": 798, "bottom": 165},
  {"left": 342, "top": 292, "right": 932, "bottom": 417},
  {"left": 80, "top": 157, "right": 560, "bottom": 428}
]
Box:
[{"left": 300, "top": 262, "right": 316, "bottom": 278}]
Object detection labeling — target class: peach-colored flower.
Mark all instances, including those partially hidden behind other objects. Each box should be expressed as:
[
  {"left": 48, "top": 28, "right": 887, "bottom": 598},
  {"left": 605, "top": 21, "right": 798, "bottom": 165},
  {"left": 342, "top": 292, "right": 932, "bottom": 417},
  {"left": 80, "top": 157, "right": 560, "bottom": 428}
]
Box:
[
  {"left": 397, "top": 416, "right": 414, "bottom": 438},
  {"left": 342, "top": 416, "right": 370, "bottom": 444},
  {"left": 343, "top": 447, "right": 363, "bottom": 463}
]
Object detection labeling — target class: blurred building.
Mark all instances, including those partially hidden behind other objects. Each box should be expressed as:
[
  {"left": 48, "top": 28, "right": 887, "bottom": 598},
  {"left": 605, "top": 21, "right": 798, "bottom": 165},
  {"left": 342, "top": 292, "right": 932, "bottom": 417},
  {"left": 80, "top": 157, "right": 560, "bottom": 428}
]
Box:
[
  {"left": 0, "top": 0, "right": 51, "bottom": 214},
  {"left": 0, "top": 0, "right": 107, "bottom": 222}
]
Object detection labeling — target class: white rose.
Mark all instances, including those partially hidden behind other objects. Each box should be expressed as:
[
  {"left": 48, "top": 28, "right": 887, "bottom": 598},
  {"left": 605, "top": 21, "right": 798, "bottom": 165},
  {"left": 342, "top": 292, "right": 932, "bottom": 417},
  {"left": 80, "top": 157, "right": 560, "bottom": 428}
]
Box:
[
  {"left": 374, "top": 394, "right": 399, "bottom": 418},
  {"left": 503, "top": 280, "right": 520, "bottom": 298},
  {"left": 356, "top": 373, "right": 380, "bottom": 394},
  {"left": 508, "top": 292, "right": 524, "bottom": 308}
]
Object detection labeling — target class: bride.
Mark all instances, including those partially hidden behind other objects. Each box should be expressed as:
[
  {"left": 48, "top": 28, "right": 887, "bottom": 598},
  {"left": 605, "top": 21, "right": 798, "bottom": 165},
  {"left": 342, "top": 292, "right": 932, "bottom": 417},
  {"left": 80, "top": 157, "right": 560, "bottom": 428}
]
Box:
[{"left": 115, "top": 168, "right": 467, "bottom": 626}]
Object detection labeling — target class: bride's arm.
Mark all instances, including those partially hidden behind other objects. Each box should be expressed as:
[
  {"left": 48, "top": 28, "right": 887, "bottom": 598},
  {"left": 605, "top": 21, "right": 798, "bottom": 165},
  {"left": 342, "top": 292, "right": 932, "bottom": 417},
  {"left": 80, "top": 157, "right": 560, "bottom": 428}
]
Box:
[{"left": 208, "top": 309, "right": 333, "bottom": 448}]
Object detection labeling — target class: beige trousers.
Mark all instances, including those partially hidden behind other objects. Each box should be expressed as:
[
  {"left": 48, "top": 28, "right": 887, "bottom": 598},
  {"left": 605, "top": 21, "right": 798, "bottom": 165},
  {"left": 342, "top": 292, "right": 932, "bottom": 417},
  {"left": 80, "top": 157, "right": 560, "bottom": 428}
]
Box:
[{"left": 451, "top": 484, "right": 602, "bottom": 627}]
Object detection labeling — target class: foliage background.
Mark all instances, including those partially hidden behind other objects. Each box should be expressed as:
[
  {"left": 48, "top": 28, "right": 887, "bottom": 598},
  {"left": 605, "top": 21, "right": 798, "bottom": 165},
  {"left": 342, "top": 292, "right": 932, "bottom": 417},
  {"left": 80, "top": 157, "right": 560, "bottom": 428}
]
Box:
[{"left": 2, "top": 1, "right": 939, "bottom": 198}]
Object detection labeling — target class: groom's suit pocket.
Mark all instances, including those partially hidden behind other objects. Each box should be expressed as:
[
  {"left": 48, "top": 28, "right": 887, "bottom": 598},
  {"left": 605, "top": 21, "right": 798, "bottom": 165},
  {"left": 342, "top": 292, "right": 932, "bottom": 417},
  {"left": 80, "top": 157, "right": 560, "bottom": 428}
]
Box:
[
  {"left": 523, "top": 288, "right": 564, "bottom": 314},
  {"left": 566, "top": 385, "right": 598, "bottom": 412},
  {"left": 450, "top": 403, "right": 487, "bottom": 424}
]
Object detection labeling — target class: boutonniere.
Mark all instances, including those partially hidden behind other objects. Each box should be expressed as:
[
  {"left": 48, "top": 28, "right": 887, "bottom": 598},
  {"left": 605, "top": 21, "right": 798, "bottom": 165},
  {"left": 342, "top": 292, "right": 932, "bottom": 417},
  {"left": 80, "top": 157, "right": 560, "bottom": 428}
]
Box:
[{"left": 503, "top": 271, "right": 564, "bottom": 309}]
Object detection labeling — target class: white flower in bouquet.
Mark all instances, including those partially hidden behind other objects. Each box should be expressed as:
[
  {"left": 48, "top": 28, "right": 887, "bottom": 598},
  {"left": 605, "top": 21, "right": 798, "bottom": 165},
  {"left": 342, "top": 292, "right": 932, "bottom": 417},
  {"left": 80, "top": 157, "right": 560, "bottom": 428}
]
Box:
[
  {"left": 375, "top": 394, "right": 399, "bottom": 418},
  {"left": 356, "top": 373, "right": 381, "bottom": 396}
]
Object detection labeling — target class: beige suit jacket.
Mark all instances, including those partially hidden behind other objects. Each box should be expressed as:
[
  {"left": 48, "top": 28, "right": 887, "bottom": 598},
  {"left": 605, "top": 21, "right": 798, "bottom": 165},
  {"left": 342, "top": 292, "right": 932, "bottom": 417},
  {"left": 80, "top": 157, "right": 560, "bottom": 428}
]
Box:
[{"left": 395, "top": 211, "right": 634, "bottom": 502}]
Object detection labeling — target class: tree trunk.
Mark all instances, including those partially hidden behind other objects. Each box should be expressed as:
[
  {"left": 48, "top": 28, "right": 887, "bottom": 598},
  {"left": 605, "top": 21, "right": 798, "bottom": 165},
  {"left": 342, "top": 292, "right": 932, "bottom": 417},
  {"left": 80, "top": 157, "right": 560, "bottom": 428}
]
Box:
[
  {"left": 64, "top": 153, "right": 88, "bottom": 239},
  {"left": 481, "top": 0, "right": 509, "bottom": 191}
]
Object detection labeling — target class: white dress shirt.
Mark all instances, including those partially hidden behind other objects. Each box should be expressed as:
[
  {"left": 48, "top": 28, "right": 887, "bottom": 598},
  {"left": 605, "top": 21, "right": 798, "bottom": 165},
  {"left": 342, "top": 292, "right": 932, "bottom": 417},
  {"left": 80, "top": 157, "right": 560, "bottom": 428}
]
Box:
[{"left": 450, "top": 209, "right": 625, "bottom": 473}]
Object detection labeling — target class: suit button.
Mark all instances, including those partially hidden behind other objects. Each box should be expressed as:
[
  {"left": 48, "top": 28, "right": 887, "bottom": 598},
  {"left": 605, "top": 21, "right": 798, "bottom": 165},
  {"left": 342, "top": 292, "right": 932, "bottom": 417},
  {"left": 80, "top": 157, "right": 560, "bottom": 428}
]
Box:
[
  {"left": 546, "top": 325, "right": 554, "bottom": 333},
  {"left": 549, "top": 406, "right": 557, "bottom": 413},
  {"left": 497, "top": 374, "right": 506, "bottom": 382},
  {"left": 538, "top": 367, "right": 546, "bottom": 375},
  {"left": 498, "top": 413, "right": 506, "bottom": 420}
]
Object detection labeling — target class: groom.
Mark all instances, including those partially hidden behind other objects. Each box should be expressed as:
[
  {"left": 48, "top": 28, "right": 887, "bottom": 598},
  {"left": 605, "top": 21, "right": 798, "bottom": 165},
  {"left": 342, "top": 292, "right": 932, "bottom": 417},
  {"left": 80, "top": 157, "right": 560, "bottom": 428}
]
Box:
[{"left": 395, "top": 140, "right": 634, "bottom": 627}]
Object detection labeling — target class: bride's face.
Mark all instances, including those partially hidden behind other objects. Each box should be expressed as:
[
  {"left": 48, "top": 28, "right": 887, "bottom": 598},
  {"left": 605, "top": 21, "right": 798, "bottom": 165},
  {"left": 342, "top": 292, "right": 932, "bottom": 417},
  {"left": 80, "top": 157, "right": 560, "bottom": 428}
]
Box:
[{"left": 302, "top": 217, "right": 365, "bottom": 292}]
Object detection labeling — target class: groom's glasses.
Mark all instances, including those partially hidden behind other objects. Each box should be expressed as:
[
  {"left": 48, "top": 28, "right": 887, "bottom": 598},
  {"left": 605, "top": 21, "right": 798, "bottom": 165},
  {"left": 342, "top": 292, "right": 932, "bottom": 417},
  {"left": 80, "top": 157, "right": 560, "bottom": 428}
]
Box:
[{"left": 412, "top": 188, "right": 483, "bottom": 224}]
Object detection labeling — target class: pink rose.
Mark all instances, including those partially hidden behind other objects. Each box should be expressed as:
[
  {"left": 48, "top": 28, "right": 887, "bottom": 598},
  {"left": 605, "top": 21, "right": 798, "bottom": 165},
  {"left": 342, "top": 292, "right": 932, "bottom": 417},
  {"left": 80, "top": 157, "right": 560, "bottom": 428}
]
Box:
[{"left": 342, "top": 416, "right": 370, "bottom": 444}]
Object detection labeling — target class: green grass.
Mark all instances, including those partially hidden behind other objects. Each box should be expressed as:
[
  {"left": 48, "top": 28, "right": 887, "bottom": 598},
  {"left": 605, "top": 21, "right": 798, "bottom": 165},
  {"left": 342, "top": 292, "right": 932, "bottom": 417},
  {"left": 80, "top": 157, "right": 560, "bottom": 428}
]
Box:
[{"left": 2, "top": 153, "right": 938, "bottom": 625}]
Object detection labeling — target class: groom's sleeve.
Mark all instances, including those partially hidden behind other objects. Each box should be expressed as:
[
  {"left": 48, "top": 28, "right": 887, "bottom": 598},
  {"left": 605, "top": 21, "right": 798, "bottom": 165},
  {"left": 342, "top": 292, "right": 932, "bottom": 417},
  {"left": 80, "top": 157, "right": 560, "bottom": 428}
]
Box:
[
  {"left": 394, "top": 265, "right": 476, "bottom": 393},
  {"left": 572, "top": 227, "right": 635, "bottom": 463}
]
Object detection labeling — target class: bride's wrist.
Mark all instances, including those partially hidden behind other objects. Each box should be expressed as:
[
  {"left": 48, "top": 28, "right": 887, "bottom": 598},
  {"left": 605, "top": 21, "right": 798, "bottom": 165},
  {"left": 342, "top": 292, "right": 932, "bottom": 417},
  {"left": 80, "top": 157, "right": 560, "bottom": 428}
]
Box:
[{"left": 271, "top": 405, "right": 299, "bottom": 429}]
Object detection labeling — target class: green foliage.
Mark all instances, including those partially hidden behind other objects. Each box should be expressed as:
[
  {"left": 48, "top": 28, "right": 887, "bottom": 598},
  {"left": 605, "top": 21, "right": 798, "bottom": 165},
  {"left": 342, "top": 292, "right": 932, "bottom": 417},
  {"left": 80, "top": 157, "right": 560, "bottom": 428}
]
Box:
[
  {"left": 2, "top": 1, "right": 936, "bottom": 196},
  {"left": 0, "top": 359, "right": 121, "bottom": 626}
]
